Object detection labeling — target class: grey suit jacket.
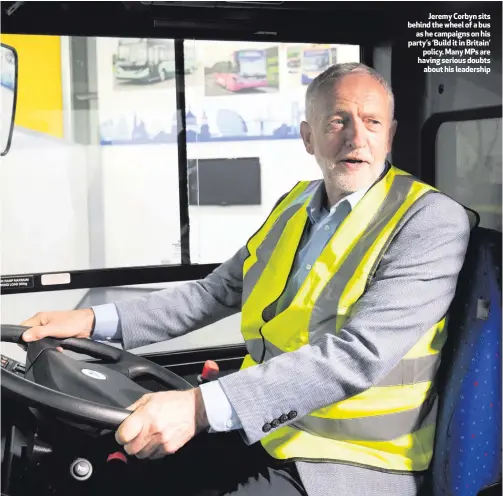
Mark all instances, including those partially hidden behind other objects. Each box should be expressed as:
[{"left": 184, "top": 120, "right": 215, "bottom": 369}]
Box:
[{"left": 115, "top": 189, "right": 471, "bottom": 496}]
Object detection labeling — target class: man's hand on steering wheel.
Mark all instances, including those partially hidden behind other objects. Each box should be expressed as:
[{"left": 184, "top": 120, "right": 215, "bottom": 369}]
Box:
[
  {"left": 116, "top": 389, "right": 210, "bottom": 460},
  {"left": 15, "top": 311, "right": 210, "bottom": 459},
  {"left": 21, "top": 309, "right": 95, "bottom": 342}
]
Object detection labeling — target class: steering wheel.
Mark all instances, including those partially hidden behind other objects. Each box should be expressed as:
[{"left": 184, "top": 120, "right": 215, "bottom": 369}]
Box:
[{"left": 1, "top": 325, "right": 193, "bottom": 429}]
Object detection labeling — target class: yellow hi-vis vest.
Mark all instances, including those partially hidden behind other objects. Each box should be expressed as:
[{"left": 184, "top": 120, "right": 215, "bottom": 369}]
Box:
[{"left": 240, "top": 165, "right": 447, "bottom": 473}]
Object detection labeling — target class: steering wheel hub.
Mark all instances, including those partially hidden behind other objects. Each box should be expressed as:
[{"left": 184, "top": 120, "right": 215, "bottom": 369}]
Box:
[{"left": 81, "top": 369, "right": 107, "bottom": 380}]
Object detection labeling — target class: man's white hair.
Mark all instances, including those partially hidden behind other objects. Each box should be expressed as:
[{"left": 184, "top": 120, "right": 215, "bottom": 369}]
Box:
[{"left": 305, "top": 62, "right": 395, "bottom": 122}]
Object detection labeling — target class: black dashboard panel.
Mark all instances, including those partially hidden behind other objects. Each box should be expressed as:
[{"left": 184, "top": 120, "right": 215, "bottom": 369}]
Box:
[{"left": 1, "top": 355, "right": 25, "bottom": 376}]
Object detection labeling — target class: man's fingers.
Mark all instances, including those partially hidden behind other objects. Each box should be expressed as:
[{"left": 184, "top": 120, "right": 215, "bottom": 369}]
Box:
[
  {"left": 126, "top": 394, "right": 150, "bottom": 412},
  {"left": 124, "top": 433, "right": 151, "bottom": 457},
  {"left": 149, "top": 441, "right": 180, "bottom": 460},
  {"left": 135, "top": 439, "right": 161, "bottom": 460},
  {"left": 115, "top": 412, "right": 145, "bottom": 448},
  {"left": 149, "top": 445, "right": 169, "bottom": 460},
  {"left": 115, "top": 395, "right": 153, "bottom": 455},
  {"left": 20, "top": 316, "right": 41, "bottom": 328},
  {"left": 22, "top": 326, "right": 51, "bottom": 342}
]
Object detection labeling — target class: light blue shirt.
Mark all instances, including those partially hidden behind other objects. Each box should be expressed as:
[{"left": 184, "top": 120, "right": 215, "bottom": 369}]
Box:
[{"left": 91, "top": 174, "right": 380, "bottom": 432}]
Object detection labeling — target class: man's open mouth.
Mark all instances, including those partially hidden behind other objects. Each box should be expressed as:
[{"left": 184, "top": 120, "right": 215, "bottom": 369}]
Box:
[{"left": 341, "top": 158, "right": 365, "bottom": 165}]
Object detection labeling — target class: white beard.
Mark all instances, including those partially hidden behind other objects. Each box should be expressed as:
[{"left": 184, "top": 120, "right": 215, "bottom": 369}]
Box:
[{"left": 320, "top": 159, "right": 361, "bottom": 195}]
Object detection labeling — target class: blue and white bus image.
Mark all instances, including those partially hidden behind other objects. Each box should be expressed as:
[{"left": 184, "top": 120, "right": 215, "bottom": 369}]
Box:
[{"left": 301, "top": 45, "right": 337, "bottom": 85}]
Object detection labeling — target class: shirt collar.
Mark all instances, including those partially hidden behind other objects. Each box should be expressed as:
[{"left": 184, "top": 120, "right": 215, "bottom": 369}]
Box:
[{"left": 307, "top": 163, "right": 387, "bottom": 224}]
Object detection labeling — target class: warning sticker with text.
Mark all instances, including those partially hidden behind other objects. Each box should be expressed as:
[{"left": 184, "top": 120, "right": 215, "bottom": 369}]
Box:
[{"left": 1, "top": 276, "right": 35, "bottom": 289}]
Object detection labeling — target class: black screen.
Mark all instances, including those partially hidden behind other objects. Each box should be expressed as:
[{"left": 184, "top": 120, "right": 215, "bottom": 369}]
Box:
[{"left": 188, "top": 157, "right": 261, "bottom": 206}]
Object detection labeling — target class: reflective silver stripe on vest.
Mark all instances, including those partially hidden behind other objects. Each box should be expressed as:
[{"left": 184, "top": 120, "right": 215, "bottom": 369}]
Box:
[
  {"left": 246, "top": 338, "right": 265, "bottom": 363},
  {"left": 376, "top": 354, "right": 441, "bottom": 386},
  {"left": 242, "top": 182, "right": 321, "bottom": 307},
  {"left": 246, "top": 337, "right": 277, "bottom": 363},
  {"left": 292, "top": 393, "right": 438, "bottom": 442},
  {"left": 245, "top": 337, "right": 440, "bottom": 386}
]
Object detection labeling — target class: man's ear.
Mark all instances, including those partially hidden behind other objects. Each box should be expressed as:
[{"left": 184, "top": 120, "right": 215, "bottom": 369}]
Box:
[
  {"left": 300, "top": 121, "right": 315, "bottom": 155},
  {"left": 388, "top": 119, "right": 397, "bottom": 153}
]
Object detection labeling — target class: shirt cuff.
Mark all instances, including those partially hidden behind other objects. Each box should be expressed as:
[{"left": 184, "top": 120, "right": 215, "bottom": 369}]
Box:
[
  {"left": 199, "top": 380, "right": 242, "bottom": 432},
  {"left": 91, "top": 303, "right": 122, "bottom": 342}
]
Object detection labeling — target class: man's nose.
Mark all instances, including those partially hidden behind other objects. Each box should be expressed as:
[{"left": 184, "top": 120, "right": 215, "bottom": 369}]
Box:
[{"left": 344, "top": 120, "right": 366, "bottom": 149}]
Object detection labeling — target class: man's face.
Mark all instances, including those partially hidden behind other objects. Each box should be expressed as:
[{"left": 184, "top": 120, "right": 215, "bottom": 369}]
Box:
[{"left": 300, "top": 73, "right": 397, "bottom": 195}]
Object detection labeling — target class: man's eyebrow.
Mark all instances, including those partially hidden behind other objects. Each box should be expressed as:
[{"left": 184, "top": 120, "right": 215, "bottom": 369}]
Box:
[
  {"left": 324, "top": 110, "right": 349, "bottom": 120},
  {"left": 324, "top": 109, "right": 386, "bottom": 121}
]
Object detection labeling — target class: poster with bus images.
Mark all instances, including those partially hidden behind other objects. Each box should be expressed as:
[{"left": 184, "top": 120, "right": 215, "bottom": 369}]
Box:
[
  {"left": 300, "top": 44, "right": 338, "bottom": 85},
  {"left": 203, "top": 42, "right": 279, "bottom": 96},
  {"left": 112, "top": 38, "right": 202, "bottom": 90},
  {"left": 99, "top": 40, "right": 361, "bottom": 145},
  {"left": 282, "top": 43, "right": 360, "bottom": 89},
  {"left": 286, "top": 45, "right": 302, "bottom": 74}
]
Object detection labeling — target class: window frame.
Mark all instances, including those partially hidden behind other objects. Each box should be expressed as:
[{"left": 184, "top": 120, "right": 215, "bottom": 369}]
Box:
[
  {"left": 420, "top": 105, "right": 503, "bottom": 187},
  {"left": 1, "top": 36, "right": 366, "bottom": 295}
]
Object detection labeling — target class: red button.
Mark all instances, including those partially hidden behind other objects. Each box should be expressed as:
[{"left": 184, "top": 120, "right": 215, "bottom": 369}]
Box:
[
  {"left": 107, "top": 452, "right": 127, "bottom": 463},
  {"left": 201, "top": 360, "right": 219, "bottom": 380}
]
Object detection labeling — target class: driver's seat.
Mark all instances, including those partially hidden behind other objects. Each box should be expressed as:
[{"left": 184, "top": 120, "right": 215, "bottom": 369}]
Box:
[{"left": 428, "top": 226, "right": 502, "bottom": 495}]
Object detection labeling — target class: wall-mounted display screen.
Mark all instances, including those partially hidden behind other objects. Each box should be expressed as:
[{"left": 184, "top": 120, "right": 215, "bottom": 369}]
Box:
[{"left": 188, "top": 157, "right": 261, "bottom": 206}]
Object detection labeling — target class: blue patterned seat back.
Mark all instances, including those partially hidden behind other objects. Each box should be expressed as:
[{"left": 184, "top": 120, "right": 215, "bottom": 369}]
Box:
[{"left": 429, "top": 227, "right": 502, "bottom": 496}]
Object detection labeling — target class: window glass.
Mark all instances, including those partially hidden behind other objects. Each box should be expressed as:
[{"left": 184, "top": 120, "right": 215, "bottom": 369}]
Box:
[
  {"left": 1, "top": 283, "right": 242, "bottom": 360},
  {"left": 184, "top": 41, "right": 361, "bottom": 264},
  {"left": 436, "top": 118, "right": 502, "bottom": 231},
  {"left": 1, "top": 36, "right": 360, "bottom": 356},
  {"left": 1, "top": 35, "right": 182, "bottom": 275},
  {"left": 1, "top": 36, "right": 360, "bottom": 275}
]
